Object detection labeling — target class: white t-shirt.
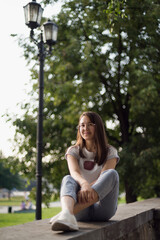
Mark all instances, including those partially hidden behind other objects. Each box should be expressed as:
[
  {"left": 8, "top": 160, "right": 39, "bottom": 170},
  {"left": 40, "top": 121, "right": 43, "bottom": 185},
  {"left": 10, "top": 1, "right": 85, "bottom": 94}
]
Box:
[{"left": 65, "top": 145, "right": 119, "bottom": 183}]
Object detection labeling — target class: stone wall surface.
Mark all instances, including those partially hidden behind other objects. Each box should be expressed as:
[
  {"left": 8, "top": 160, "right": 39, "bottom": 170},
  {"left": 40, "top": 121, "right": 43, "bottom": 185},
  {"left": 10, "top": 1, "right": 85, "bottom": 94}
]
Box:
[
  {"left": 0, "top": 198, "right": 160, "bottom": 240},
  {"left": 154, "top": 208, "right": 160, "bottom": 239}
]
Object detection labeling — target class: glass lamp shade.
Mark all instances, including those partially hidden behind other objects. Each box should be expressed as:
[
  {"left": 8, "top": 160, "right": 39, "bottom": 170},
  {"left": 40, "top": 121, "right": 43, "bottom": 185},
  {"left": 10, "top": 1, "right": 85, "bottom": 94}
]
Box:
[
  {"left": 43, "top": 20, "right": 58, "bottom": 46},
  {"left": 23, "top": 0, "right": 43, "bottom": 29}
]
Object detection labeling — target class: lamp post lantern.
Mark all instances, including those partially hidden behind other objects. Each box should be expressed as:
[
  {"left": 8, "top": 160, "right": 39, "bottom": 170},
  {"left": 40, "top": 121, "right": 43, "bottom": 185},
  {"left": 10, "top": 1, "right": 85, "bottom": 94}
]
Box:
[
  {"left": 23, "top": 0, "right": 43, "bottom": 29},
  {"left": 23, "top": 0, "right": 58, "bottom": 220}
]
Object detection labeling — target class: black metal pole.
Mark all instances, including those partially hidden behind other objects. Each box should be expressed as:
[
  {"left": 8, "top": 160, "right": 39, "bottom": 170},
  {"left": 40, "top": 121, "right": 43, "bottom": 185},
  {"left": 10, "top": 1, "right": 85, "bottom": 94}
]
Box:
[{"left": 36, "top": 32, "right": 45, "bottom": 220}]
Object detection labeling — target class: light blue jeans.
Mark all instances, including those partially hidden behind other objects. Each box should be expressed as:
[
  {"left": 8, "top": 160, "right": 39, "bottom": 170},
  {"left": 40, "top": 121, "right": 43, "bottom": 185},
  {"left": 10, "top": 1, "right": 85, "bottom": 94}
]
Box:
[{"left": 60, "top": 169, "right": 119, "bottom": 221}]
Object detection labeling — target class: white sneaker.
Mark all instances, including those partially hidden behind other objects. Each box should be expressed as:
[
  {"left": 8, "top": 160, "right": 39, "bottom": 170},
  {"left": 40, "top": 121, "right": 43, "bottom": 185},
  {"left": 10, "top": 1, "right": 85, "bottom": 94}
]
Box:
[
  {"left": 51, "top": 209, "right": 79, "bottom": 232},
  {"left": 49, "top": 212, "right": 61, "bottom": 224}
]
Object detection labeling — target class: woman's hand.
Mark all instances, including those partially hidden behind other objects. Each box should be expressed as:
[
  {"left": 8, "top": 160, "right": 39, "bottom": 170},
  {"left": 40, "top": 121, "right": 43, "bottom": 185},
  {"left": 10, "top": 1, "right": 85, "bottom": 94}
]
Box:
[{"left": 78, "top": 182, "right": 97, "bottom": 204}]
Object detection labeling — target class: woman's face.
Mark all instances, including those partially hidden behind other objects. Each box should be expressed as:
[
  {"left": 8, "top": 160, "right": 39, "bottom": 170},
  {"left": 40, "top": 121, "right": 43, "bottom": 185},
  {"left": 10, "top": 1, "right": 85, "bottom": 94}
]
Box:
[{"left": 79, "top": 115, "right": 95, "bottom": 141}]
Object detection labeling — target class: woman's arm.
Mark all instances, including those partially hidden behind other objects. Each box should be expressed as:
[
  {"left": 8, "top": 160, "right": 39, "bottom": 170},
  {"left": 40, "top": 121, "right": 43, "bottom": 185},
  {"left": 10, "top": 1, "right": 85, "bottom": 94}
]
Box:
[
  {"left": 90, "top": 158, "right": 117, "bottom": 186},
  {"left": 67, "top": 154, "right": 87, "bottom": 186},
  {"left": 101, "top": 158, "right": 117, "bottom": 172},
  {"left": 67, "top": 154, "right": 96, "bottom": 203}
]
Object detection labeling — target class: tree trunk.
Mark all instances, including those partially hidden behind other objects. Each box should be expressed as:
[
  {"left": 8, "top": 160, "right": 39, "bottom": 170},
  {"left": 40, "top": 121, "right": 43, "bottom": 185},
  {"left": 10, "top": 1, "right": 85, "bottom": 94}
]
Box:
[
  {"left": 116, "top": 30, "right": 137, "bottom": 203},
  {"left": 154, "top": 186, "right": 160, "bottom": 197},
  {"left": 125, "top": 180, "right": 137, "bottom": 203}
]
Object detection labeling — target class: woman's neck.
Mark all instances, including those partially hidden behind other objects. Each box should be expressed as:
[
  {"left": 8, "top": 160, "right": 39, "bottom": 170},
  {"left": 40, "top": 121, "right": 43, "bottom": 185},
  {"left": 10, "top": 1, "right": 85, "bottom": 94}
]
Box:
[{"left": 85, "top": 140, "right": 96, "bottom": 152}]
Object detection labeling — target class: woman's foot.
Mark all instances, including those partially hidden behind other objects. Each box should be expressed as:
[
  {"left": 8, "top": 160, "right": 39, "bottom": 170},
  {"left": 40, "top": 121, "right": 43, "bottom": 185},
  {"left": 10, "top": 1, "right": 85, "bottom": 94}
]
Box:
[
  {"left": 51, "top": 209, "right": 79, "bottom": 232},
  {"left": 49, "top": 212, "right": 61, "bottom": 224}
]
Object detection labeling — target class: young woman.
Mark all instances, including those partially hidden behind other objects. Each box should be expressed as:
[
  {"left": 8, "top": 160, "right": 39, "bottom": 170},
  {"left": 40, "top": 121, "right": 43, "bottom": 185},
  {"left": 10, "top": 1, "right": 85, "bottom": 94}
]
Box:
[{"left": 50, "top": 111, "right": 119, "bottom": 232}]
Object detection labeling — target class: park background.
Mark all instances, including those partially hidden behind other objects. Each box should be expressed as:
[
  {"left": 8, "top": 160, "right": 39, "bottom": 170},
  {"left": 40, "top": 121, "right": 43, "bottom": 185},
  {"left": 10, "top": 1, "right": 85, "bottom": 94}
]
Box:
[{"left": 0, "top": 0, "right": 160, "bottom": 225}]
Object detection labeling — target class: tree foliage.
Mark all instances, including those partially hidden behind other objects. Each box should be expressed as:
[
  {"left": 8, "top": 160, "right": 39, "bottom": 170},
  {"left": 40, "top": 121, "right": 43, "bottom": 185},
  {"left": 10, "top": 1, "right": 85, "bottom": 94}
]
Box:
[
  {"left": 0, "top": 153, "right": 25, "bottom": 198},
  {"left": 10, "top": 0, "right": 160, "bottom": 203}
]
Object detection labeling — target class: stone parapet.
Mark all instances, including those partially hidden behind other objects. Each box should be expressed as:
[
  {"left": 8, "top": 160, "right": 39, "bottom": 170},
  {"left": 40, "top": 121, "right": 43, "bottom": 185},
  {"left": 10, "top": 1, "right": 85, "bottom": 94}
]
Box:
[{"left": 0, "top": 198, "right": 160, "bottom": 240}]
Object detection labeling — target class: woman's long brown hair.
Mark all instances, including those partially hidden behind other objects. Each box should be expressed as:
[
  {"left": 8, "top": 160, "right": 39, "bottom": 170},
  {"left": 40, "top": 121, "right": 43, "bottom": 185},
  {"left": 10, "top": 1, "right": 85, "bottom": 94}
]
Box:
[{"left": 75, "top": 112, "right": 109, "bottom": 165}]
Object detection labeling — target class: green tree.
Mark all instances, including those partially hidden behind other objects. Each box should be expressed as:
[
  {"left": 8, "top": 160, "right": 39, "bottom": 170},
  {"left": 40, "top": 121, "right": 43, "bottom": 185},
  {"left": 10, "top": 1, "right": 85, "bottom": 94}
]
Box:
[
  {"left": 9, "top": 0, "right": 160, "bottom": 203},
  {"left": 0, "top": 154, "right": 24, "bottom": 199}
]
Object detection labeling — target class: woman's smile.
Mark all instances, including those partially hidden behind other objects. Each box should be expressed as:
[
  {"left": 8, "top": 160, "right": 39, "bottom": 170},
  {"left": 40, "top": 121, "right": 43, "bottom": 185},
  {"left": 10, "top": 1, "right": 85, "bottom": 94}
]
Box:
[
  {"left": 79, "top": 116, "right": 95, "bottom": 141},
  {"left": 83, "top": 131, "right": 90, "bottom": 135}
]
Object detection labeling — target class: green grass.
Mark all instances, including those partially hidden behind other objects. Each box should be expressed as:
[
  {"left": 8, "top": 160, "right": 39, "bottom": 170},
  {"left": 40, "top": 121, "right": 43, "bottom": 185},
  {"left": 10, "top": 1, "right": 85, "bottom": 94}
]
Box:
[
  {"left": 118, "top": 196, "right": 144, "bottom": 205},
  {"left": 0, "top": 196, "right": 61, "bottom": 228},
  {"left": 0, "top": 196, "right": 27, "bottom": 206},
  {"left": 118, "top": 196, "right": 126, "bottom": 204},
  {"left": 0, "top": 207, "right": 61, "bottom": 228}
]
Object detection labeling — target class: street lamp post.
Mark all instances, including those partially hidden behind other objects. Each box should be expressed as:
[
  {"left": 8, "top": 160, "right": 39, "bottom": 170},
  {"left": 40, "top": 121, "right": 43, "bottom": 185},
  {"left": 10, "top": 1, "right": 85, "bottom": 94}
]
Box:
[{"left": 23, "top": 0, "right": 58, "bottom": 220}]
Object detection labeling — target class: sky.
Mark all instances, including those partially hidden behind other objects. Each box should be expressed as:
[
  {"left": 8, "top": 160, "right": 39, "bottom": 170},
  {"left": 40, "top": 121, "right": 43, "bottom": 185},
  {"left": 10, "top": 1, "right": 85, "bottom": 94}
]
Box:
[{"left": 0, "top": 0, "right": 62, "bottom": 157}]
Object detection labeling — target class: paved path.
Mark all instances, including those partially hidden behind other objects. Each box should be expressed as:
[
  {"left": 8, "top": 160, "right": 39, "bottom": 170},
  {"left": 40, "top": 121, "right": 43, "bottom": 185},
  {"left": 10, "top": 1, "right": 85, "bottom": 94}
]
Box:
[{"left": 0, "top": 202, "right": 61, "bottom": 214}]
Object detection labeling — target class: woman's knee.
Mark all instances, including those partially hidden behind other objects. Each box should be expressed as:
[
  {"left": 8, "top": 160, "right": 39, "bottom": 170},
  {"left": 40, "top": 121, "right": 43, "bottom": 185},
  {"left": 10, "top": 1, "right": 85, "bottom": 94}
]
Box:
[
  {"left": 62, "top": 175, "right": 72, "bottom": 183},
  {"left": 60, "top": 175, "right": 78, "bottom": 199},
  {"left": 102, "top": 169, "right": 119, "bottom": 184},
  {"left": 61, "top": 175, "right": 79, "bottom": 190}
]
